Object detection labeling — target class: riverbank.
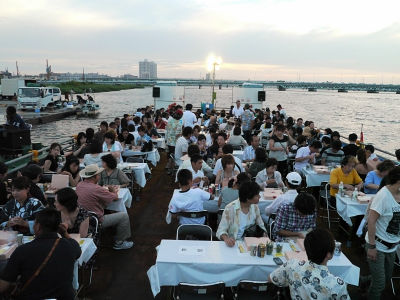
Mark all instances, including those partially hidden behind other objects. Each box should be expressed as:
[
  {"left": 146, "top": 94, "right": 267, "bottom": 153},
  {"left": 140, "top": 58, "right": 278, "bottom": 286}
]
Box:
[{"left": 53, "top": 81, "right": 148, "bottom": 94}]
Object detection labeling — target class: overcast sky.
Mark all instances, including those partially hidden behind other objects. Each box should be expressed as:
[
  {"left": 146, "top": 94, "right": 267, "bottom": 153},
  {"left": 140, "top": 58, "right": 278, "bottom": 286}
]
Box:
[{"left": 1, "top": 0, "right": 400, "bottom": 83}]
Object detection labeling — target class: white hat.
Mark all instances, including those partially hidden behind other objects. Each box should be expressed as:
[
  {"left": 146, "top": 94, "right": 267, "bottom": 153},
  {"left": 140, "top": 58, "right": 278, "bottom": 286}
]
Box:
[
  {"left": 80, "top": 164, "right": 104, "bottom": 178},
  {"left": 286, "top": 172, "right": 302, "bottom": 185}
]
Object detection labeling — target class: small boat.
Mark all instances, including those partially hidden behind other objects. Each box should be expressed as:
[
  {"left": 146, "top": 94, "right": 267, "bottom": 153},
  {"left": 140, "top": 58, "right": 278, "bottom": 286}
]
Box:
[
  {"left": 396, "top": 90, "right": 400, "bottom": 94},
  {"left": 338, "top": 88, "right": 348, "bottom": 93},
  {"left": 367, "top": 89, "right": 379, "bottom": 94},
  {"left": 308, "top": 87, "right": 317, "bottom": 92},
  {"left": 278, "top": 85, "right": 286, "bottom": 91},
  {"left": 76, "top": 102, "right": 100, "bottom": 116}
]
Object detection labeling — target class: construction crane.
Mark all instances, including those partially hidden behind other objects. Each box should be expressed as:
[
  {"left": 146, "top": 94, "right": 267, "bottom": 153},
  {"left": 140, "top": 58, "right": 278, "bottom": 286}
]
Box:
[
  {"left": 46, "top": 59, "right": 52, "bottom": 80},
  {"left": 16, "top": 61, "right": 20, "bottom": 77}
]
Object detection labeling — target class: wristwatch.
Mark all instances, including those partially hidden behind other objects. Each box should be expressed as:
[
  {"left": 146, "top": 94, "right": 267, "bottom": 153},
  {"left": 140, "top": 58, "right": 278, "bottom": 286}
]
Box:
[{"left": 366, "top": 243, "right": 376, "bottom": 249}]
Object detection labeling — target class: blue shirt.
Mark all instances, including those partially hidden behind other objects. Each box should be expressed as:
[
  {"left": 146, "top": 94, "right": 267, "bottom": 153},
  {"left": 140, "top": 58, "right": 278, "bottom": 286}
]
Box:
[{"left": 364, "top": 170, "right": 382, "bottom": 194}]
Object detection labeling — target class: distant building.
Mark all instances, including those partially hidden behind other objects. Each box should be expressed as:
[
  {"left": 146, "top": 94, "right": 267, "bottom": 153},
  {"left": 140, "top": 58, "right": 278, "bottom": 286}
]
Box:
[
  {"left": 121, "top": 74, "right": 138, "bottom": 80},
  {"left": 139, "top": 59, "right": 157, "bottom": 79},
  {"left": 205, "top": 73, "right": 211, "bottom": 81}
]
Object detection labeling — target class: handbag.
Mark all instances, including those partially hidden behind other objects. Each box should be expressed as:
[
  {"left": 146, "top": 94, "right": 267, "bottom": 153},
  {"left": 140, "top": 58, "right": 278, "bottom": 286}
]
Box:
[{"left": 243, "top": 224, "right": 266, "bottom": 238}]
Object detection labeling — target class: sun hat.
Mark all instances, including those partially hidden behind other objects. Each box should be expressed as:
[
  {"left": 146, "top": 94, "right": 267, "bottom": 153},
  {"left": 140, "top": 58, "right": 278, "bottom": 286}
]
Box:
[
  {"left": 79, "top": 164, "right": 104, "bottom": 178},
  {"left": 286, "top": 172, "right": 302, "bottom": 185}
]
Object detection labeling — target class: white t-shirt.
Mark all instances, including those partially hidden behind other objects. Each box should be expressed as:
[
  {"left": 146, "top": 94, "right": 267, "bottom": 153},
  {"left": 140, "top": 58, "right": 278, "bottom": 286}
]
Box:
[
  {"left": 213, "top": 156, "right": 243, "bottom": 175},
  {"left": 205, "top": 133, "right": 213, "bottom": 147},
  {"left": 294, "top": 146, "right": 312, "bottom": 171},
  {"left": 232, "top": 106, "right": 244, "bottom": 118},
  {"left": 183, "top": 111, "right": 197, "bottom": 128},
  {"left": 365, "top": 186, "right": 400, "bottom": 252},
  {"left": 188, "top": 165, "right": 205, "bottom": 183},
  {"left": 175, "top": 137, "right": 189, "bottom": 165},
  {"left": 168, "top": 189, "right": 211, "bottom": 224},
  {"left": 237, "top": 210, "right": 249, "bottom": 239},
  {"left": 102, "top": 141, "right": 124, "bottom": 162}
]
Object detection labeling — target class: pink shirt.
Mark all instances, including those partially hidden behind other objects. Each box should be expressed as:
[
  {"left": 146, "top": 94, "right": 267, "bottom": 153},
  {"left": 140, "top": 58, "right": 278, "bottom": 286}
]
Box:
[{"left": 76, "top": 180, "right": 116, "bottom": 222}]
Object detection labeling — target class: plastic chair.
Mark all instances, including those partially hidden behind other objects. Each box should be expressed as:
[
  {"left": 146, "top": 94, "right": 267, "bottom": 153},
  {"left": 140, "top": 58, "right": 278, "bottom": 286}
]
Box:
[
  {"left": 172, "top": 210, "right": 209, "bottom": 226},
  {"left": 391, "top": 252, "right": 400, "bottom": 295},
  {"left": 231, "top": 145, "right": 243, "bottom": 151},
  {"left": 173, "top": 282, "right": 225, "bottom": 300},
  {"left": 318, "top": 182, "right": 339, "bottom": 229},
  {"left": 126, "top": 157, "right": 144, "bottom": 163},
  {"left": 176, "top": 224, "right": 213, "bottom": 241},
  {"left": 232, "top": 280, "right": 269, "bottom": 300}
]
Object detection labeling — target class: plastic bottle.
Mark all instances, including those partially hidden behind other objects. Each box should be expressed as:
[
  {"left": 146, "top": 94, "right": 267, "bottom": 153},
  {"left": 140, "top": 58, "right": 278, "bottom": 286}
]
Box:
[
  {"left": 338, "top": 181, "right": 344, "bottom": 197},
  {"left": 352, "top": 188, "right": 358, "bottom": 201}
]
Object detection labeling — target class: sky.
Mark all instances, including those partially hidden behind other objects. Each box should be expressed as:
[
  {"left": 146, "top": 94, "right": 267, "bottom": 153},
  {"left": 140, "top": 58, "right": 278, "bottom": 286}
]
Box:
[{"left": 1, "top": 0, "right": 400, "bottom": 83}]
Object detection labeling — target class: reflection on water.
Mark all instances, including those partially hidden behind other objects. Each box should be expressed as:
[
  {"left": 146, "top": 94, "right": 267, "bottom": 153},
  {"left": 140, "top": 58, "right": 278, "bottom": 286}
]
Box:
[{"left": 31, "top": 87, "right": 400, "bottom": 153}]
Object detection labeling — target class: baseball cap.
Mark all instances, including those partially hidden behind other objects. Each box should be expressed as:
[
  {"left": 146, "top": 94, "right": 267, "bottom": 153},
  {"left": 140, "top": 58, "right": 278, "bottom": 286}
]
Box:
[{"left": 286, "top": 172, "right": 302, "bottom": 185}]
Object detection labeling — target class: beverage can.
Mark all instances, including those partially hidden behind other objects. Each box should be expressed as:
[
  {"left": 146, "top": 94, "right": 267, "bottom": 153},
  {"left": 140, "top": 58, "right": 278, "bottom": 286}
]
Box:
[
  {"left": 334, "top": 241, "right": 342, "bottom": 256},
  {"left": 257, "top": 243, "right": 266, "bottom": 258},
  {"left": 250, "top": 245, "right": 257, "bottom": 256}
]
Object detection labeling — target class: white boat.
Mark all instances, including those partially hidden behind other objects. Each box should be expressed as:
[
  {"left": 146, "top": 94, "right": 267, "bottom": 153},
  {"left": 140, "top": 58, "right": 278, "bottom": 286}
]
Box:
[{"left": 76, "top": 102, "right": 100, "bottom": 116}]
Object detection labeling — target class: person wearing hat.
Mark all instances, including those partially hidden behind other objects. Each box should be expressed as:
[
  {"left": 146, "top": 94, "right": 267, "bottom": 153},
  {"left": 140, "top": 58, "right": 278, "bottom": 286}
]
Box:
[
  {"left": 261, "top": 172, "right": 302, "bottom": 222},
  {"left": 76, "top": 164, "right": 133, "bottom": 250}
]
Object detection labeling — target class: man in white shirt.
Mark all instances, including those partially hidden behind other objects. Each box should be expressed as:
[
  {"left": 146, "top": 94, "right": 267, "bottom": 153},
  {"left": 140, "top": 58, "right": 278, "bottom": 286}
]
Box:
[
  {"left": 213, "top": 144, "right": 243, "bottom": 176},
  {"left": 182, "top": 104, "right": 197, "bottom": 128},
  {"left": 175, "top": 127, "right": 193, "bottom": 166},
  {"left": 168, "top": 169, "right": 213, "bottom": 225},
  {"left": 232, "top": 100, "right": 244, "bottom": 118},
  {"left": 242, "top": 135, "right": 260, "bottom": 163},
  {"left": 188, "top": 154, "right": 208, "bottom": 187},
  {"left": 294, "top": 140, "right": 322, "bottom": 173}
]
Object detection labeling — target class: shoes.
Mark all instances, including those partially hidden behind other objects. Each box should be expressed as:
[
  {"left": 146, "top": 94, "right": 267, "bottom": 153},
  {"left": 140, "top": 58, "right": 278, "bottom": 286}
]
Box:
[{"left": 113, "top": 240, "right": 134, "bottom": 250}]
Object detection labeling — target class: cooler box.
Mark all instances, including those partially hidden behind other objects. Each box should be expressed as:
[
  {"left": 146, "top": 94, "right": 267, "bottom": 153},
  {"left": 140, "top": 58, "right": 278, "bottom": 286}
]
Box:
[{"left": 201, "top": 103, "right": 214, "bottom": 114}]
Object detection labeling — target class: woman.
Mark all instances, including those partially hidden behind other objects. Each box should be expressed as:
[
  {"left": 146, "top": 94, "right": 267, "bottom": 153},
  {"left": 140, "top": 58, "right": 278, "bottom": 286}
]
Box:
[
  {"left": 0, "top": 176, "right": 44, "bottom": 234},
  {"left": 155, "top": 114, "right": 167, "bottom": 129},
  {"left": 355, "top": 148, "right": 373, "bottom": 181},
  {"left": 85, "top": 127, "right": 95, "bottom": 144},
  {"left": 43, "top": 143, "right": 62, "bottom": 172},
  {"left": 255, "top": 158, "right": 284, "bottom": 189},
  {"left": 218, "top": 110, "right": 226, "bottom": 124},
  {"left": 197, "top": 134, "right": 208, "bottom": 161},
  {"left": 166, "top": 110, "right": 183, "bottom": 171},
  {"left": 215, "top": 154, "right": 240, "bottom": 188},
  {"left": 55, "top": 187, "right": 93, "bottom": 238},
  {"left": 72, "top": 132, "right": 88, "bottom": 159},
  {"left": 248, "top": 148, "right": 268, "bottom": 178},
  {"left": 365, "top": 167, "right": 400, "bottom": 300},
  {"left": 227, "top": 126, "right": 247, "bottom": 148},
  {"left": 84, "top": 141, "right": 106, "bottom": 167},
  {"left": 61, "top": 156, "right": 81, "bottom": 187},
  {"left": 190, "top": 125, "right": 201, "bottom": 143},
  {"left": 99, "top": 154, "right": 130, "bottom": 187},
  {"left": 102, "top": 131, "right": 123, "bottom": 162},
  {"left": 217, "top": 181, "right": 267, "bottom": 246},
  {"left": 268, "top": 124, "right": 294, "bottom": 178},
  {"left": 146, "top": 121, "right": 160, "bottom": 138},
  {"left": 364, "top": 160, "right": 395, "bottom": 194},
  {"left": 218, "top": 173, "right": 251, "bottom": 209}
]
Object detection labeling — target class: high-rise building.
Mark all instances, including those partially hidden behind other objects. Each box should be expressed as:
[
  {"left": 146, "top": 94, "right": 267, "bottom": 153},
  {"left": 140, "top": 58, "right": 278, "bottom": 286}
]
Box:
[{"left": 139, "top": 59, "right": 157, "bottom": 79}]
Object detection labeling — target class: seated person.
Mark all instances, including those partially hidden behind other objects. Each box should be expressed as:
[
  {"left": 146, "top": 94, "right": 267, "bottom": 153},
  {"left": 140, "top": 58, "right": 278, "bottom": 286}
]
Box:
[
  {"left": 255, "top": 158, "right": 284, "bottom": 189},
  {"left": 330, "top": 155, "right": 363, "bottom": 200},
  {"left": 72, "top": 132, "right": 89, "bottom": 159},
  {"left": 213, "top": 144, "right": 243, "bottom": 176},
  {"left": 175, "top": 126, "right": 193, "bottom": 166},
  {"left": 215, "top": 154, "right": 240, "bottom": 188},
  {"left": 0, "top": 162, "right": 9, "bottom": 205},
  {"left": 0, "top": 176, "right": 44, "bottom": 234},
  {"left": 0, "top": 208, "right": 82, "bottom": 300},
  {"left": 135, "top": 125, "right": 151, "bottom": 147},
  {"left": 99, "top": 154, "right": 130, "bottom": 188},
  {"left": 321, "top": 140, "right": 344, "bottom": 166},
  {"left": 262, "top": 172, "right": 301, "bottom": 220},
  {"left": 248, "top": 148, "right": 268, "bottom": 178},
  {"left": 272, "top": 193, "right": 317, "bottom": 241},
  {"left": 227, "top": 126, "right": 247, "bottom": 148},
  {"left": 102, "top": 131, "right": 123, "bottom": 162},
  {"left": 293, "top": 140, "right": 321, "bottom": 172},
  {"left": 84, "top": 141, "right": 106, "bottom": 167},
  {"left": 76, "top": 164, "right": 133, "bottom": 250},
  {"left": 218, "top": 173, "right": 251, "bottom": 209},
  {"left": 342, "top": 133, "right": 359, "bottom": 157},
  {"left": 396, "top": 149, "right": 400, "bottom": 166},
  {"left": 355, "top": 148, "right": 374, "bottom": 181},
  {"left": 176, "top": 144, "right": 212, "bottom": 180},
  {"left": 365, "top": 144, "right": 379, "bottom": 161},
  {"left": 188, "top": 154, "right": 209, "bottom": 187},
  {"left": 60, "top": 155, "right": 81, "bottom": 187},
  {"left": 320, "top": 136, "right": 331, "bottom": 156},
  {"left": 197, "top": 134, "right": 209, "bottom": 161},
  {"left": 364, "top": 159, "right": 395, "bottom": 194},
  {"left": 118, "top": 128, "right": 135, "bottom": 147},
  {"left": 55, "top": 187, "right": 93, "bottom": 237},
  {"left": 217, "top": 181, "right": 267, "bottom": 247},
  {"left": 242, "top": 135, "right": 260, "bottom": 163},
  {"left": 43, "top": 143, "right": 62, "bottom": 173},
  {"left": 208, "top": 132, "right": 227, "bottom": 160},
  {"left": 21, "top": 163, "right": 47, "bottom": 206},
  {"left": 168, "top": 169, "right": 213, "bottom": 225},
  {"left": 269, "top": 228, "right": 349, "bottom": 299},
  {"left": 331, "top": 131, "right": 341, "bottom": 142}
]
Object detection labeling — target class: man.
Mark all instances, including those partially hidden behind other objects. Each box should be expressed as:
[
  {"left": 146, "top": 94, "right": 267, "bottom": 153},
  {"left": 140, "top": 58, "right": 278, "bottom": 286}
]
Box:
[
  {"left": 135, "top": 126, "right": 151, "bottom": 147},
  {"left": 114, "top": 117, "right": 122, "bottom": 134},
  {"left": 118, "top": 128, "right": 135, "bottom": 147},
  {"left": 21, "top": 164, "right": 47, "bottom": 206},
  {"left": 294, "top": 140, "right": 322, "bottom": 172},
  {"left": 168, "top": 169, "right": 213, "bottom": 225},
  {"left": 242, "top": 135, "right": 260, "bottom": 163},
  {"left": 209, "top": 132, "right": 227, "bottom": 160},
  {"left": 188, "top": 154, "right": 209, "bottom": 187},
  {"left": 293, "top": 117, "right": 304, "bottom": 130},
  {"left": 272, "top": 193, "right": 317, "bottom": 241},
  {"left": 76, "top": 164, "right": 133, "bottom": 250},
  {"left": 213, "top": 144, "right": 243, "bottom": 176},
  {"left": 342, "top": 133, "right": 359, "bottom": 157},
  {"left": 365, "top": 144, "right": 379, "bottom": 161},
  {"left": 321, "top": 140, "right": 345, "bottom": 166},
  {"left": 0, "top": 208, "right": 82, "bottom": 300},
  {"left": 241, "top": 103, "right": 255, "bottom": 143},
  {"left": 0, "top": 162, "right": 9, "bottom": 205},
  {"left": 269, "top": 228, "right": 349, "bottom": 299},
  {"left": 177, "top": 144, "right": 213, "bottom": 180},
  {"left": 276, "top": 104, "right": 286, "bottom": 120},
  {"left": 183, "top": 104, "right": 197, "bottom": 128},
  {"left": 175, "top": 126, "right": 193, "bottom": 166},
  {"left": 93, "top": 121, "right": 108, "bottom": 143},
  {"left": 396, "top": 149, "right": 400, "bottom": 166},
  {"left": 232, "top": 100, "right": 244, "bottom": 118}
]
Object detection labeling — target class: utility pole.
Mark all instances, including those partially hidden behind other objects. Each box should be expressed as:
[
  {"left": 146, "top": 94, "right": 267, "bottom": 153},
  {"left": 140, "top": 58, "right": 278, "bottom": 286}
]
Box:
[{"left": 16, "top": 61, "right": 20, "bottom": 77}]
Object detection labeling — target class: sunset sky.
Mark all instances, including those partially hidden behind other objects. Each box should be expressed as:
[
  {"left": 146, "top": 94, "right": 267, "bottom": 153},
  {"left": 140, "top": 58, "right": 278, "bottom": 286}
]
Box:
[{"left": 1, "top": 0, "right": 400, "bottom": 83}]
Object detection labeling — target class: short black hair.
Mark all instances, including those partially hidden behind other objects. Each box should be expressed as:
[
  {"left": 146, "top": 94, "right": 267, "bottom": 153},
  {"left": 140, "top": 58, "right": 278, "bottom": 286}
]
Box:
[
  {"left": 127, "top": 124, "right": 135, "bottom": 132},
  {"left": 11, "top": 176, "right": 31, "bottom": 190},
  {"left": 85, "top": 128, "right": 95, "bottom": 140},
  {"left": 177, "top": 169, "right": 192, "bottom": 186},
  {"left": 121, "top": 128, "right": 129, "bottom": 133},
  {"left": 296, "top": 135, "right": 307, "bottom": 145},
  {"left": 6, "top": 106, "right": 17, "bottom": 115},
  {"left": 187, "top": 144, "right": 200, "bottom": 157},
  {"left": 396, "top": 149, "right": 400, "bottom": 160},
  {"left": 138, "top": 126, "right": 145, "bottom": 133},
  {"left": 321, "top": 136, "right": 331, "bottom": 145},
  {"left": 233, "top": 126, "right": 241, "bottom": 136},
  {"left": 331, "top": 131, "right": 340, "bottom": 138},
  {"left": 310, "top": 140, "right": 322, "bottom": 149},
  {"left": 185, "top": 104, "right": 193, "bottom": 110},
  {"left": 101, "top": 153, "right": 117, "bottom": 169},
  {"left": 35, "top": 208, "right": 61, "bottom": 233},
  {"left": 21, "top": 164, "right": 43, "bottom": 180},
  {"left": 0, "top": 162, "right": 8, "bottom": 175},
  {"left": 365, "top": 144, "right": 375, "bottom": 153},
  {"left": 55, "top": 187, "right": 78, "bottom": 212},
  {"left": 197, "top": 134, "right": 206, "bottom": 141},
  {"left": 255, "top": 147, "right": 267, "bottom": 162},
  {"left": 324, "top": 128, "right": 333, "bottom": 135},
  {"left": 104, "top": 131, "right": 116, "bottom": 143},
  {"left": 387, "top": 166, "right": 400, "bottom": 185},
  {"left": 50, "top": 143, "right": 61, "bottom": 151},
  {"left": 100, "top": 121, "right": 108, "bottom": 128},
  {"left": 294, "top": 193, "right": 316, "bottom": 215},
  {"left": 266, "top": 158, "right": 278, "bottom": 168},
  {"left": 222, "top": 144, "right": 234, "bottom": 154},
  {"left": 217, "top": 132, "right": 227, "bottom": 140},
  {"left": 182, "top": 126, "right": 193, "bottom": 137},
  {"left": 304, "top": 228, "right": 335, "bottom": 265},
  {"left": 89, "top": 140, "right": 102, "bottom": 154},
  {"left": 348, "top": 133, "right": 358, "bottom": 142},
  {"left": 377, "top": 160, "right": 395, "bottom": 173},
  {"left": 331, "top": 140, "right": 342, "bottom": 151},
  {"left": 190, "top": 154, "right": 203, "bottom": 164},
  {"left": 239, "top": 181, "right": 260, "bottom": 203}
]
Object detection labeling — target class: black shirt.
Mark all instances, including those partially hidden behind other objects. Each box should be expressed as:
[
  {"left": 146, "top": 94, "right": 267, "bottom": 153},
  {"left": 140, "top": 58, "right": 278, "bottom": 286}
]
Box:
[
  {"left": 118, "top": 133, "right": 135, "bottom": 145},
  {"left": 1, "top": 232, "right": 81, "bottom": 300},
  {"left": 342, "top": 143, "right": 359, "bottom": 157},
  {"left": 44, "top": 154, "right": 58, "bottom": 172},
  {"left": 0, "top": 181, "right": 8, "bottom": 205},
  {"left": 29, "top": 183, "right": 47, "bottom": 206}
]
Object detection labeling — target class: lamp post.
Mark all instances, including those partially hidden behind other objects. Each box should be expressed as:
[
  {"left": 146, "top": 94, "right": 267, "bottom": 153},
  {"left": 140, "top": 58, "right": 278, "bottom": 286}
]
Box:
[{"left": 207, "top": 55, "right": 222, "bottom": 108}]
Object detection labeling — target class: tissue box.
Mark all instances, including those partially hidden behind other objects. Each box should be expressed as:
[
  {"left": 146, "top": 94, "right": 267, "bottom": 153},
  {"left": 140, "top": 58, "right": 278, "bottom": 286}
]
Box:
[
  {"left": 358, "top": 195, "right": 372, "bottom": 204},
  {"left": 263, "top": 188, "right": 283, "bottom": 200},
  {"left": 313, "top": 166, "right": 330, "bottom": 174},
  {"left": 284, "top": 250, "right": 308, "bottom": 261},
  {"left": 244, "top": 237, "right": 270, "bottom": 251}
]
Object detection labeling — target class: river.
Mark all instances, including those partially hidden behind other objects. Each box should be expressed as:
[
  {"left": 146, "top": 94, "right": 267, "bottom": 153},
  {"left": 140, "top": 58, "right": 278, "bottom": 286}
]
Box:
[{"left": 30, "top": 87, "right": 399, "bottom": 155}]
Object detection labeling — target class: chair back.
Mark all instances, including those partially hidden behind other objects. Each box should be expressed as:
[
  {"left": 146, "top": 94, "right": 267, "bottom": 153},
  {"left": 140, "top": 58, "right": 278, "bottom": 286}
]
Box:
[
  {"left": 233, "top": 280, "right": 270, "bottom": 299},
  {"left": 87, "top": 211, "right": 101, "bottom": 245},
  {"left": 126, "top": 157, "right": 144, "bottom": 163},
  {"left": 173, "top": 210, "right": 208, "bottom": 219},
  {"left": 174, "top": 282, "right": 225, "bottom": 299},
  {"left": 231, "top": 145, "right": 243, "bottom": 151},
  {"left": 176, "top": 224, "right": 212, "bottom": 241}
]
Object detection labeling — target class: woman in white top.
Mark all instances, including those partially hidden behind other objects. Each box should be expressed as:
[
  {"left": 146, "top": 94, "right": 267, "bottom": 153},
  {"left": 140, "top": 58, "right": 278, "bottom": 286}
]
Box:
[
  {"left": 215, "top": 154, "right": 240, "bottom": 188},
  {"left": 102, "top": 131, "right": 123, "bottom": 162},
  {"left": 83, "top": 141, "right": 106, "bottom": 167},
  {"left": 227, "top": 126, "right": 247, "bottom": 148},
  {"left": 255, "top": 158, "right": 284, "bottom": 189}
]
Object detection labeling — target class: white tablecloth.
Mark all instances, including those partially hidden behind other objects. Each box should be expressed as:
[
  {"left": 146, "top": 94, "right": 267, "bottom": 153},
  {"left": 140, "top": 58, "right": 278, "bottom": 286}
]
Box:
[
  {"left": 147, "top": 240, "right": 360, "bottom": 297},
  {"left": 106, "top": 188, "right": 133, "bottom": 213},
  {"left": 118, "top": 162, "right": 151, "bottom": 188},
  {"left": 336, "top": 195, "right": 369, "bottom": 226},
  {"left": 302, "top": 167, "right": 331, "bottom": 187},
  {"left": 122, "top": 148, "right": 160, "bottom": 166},
  {"left": 152, "top": 138, "right": 166, "bottom": 149},
  {"left": 232, "top": 150, "right": 244, "bottom": 161}
]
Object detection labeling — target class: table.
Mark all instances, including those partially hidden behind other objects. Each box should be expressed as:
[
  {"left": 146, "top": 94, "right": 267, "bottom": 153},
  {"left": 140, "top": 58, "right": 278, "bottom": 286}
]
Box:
[
  {"left": 122, "top": 148, "right": 160, "bottom": 166},
  {"left": 118, "top": 162, "right": 151, "bottom": 188},
  {"left": 152, "top": 137, "right": 166, "bottom": 149},
  {"left": 302, "top": 166, "right": 331, "bottom": 187},
  {"left": 106, "top": 188, "right": 133, "bottom": 213},
  {"left": 147, "top": 240, "right": 360, "bottom": 297},
  {"left": 336, "top": 194, "right": 369, "bottom": 226},
  {"left": 232, "top": 150, "right": 244, "bottom": 161}
]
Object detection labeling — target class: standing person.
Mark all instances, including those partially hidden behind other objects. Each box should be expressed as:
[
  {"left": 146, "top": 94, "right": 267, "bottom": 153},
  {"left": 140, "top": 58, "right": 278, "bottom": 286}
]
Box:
[
  {"left": 0, "top": 208, "right": 82, "bottom": 300},
  {"left": 183, "top": 104, "right": 197, "bottom": 128},
  {"left": 365, "top": 167, "right": 400, "bottom": 300},
  {"left": 43, "top": 143, "right": 61, "bottom": 173},
  {"left": 268, "top": 124, "right": 292, "bottom": 178},
  {"left": 166, "top": 109, "right": 183, "bottom": 173},
  {"left": 232, "top": 100, "right": 244, "bottom": 118},
  {"left": 241, "top": 103, "right": 255, "bottom": 143},
  {"left": 294, "top": 140, "right": 322, "bottom": 172},
  {"left": 5, "top": 106, "right": 29, "bottom": 129},
  {"left": 175, "top": 127, "right": 193, "bottom": 167}
]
